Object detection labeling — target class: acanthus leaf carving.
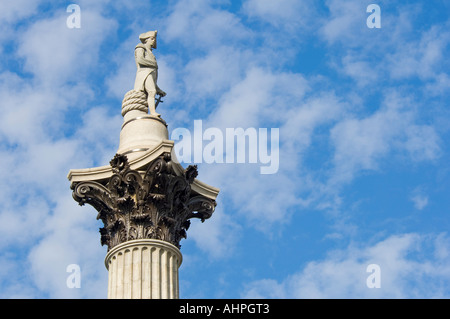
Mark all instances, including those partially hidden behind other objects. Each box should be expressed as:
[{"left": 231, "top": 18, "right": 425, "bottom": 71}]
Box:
[{"left": 71, "top": 153, "right": 216, "bottom": 251}]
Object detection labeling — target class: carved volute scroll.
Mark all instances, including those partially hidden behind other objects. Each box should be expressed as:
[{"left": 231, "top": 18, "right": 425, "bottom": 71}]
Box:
[{"left": 71, "top": 153, "right": 216, "bottom": 250}]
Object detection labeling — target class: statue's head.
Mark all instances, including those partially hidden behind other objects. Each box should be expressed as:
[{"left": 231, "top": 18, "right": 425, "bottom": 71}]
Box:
[{"left": 139, "top": 30, "right": 157, "bottom": 49}]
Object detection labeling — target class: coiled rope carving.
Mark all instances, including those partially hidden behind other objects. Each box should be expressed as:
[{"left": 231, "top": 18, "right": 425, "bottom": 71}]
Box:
[{"left": 121, "top": 90, "right": 148, "bottom": 116}]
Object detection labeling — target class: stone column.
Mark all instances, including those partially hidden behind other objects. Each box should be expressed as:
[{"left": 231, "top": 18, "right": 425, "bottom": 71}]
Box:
[
  {"left": 117, "top": 90, "right": 169, "bottom": 161},
  {"left": 105, "top": 239, "right": 182, "bottom": 299},
  {"left": 70, "top": 152, "right": 216, "bottom": 299},
  {"left": 67, "top": 31, "right": 219, "bottom": 299}
]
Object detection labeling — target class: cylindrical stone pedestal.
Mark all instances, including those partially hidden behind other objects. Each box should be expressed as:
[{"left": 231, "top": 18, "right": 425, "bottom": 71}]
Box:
[
  {"left": 105, "top": 239, "right": 182, "bottom": 299},
  {"left": 117, "top": 109, "right": 169, "bottom": 161}
]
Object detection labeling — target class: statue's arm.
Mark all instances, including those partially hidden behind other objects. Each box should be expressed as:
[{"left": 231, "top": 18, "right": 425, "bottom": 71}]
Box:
[{"left": 135, "top": 48, "right": 157, "bottom": 68}]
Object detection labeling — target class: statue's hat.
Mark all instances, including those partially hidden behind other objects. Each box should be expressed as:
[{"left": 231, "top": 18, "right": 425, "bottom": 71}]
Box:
[{"left": 139, "top": 30, "right": 157, "bottom": 44}]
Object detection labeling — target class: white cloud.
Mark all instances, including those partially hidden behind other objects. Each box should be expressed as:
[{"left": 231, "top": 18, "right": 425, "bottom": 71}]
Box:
[
  {"left": 0, "top": 0, "right": 42, "bottom": 47},
  {"left": 0, "top": 194, "right": 49, "bottom": 249},
  {"left": 410, "top": 187, "right": 429, "bottom": 210},
  {"left": 207, "top": 67, "right": 309, "bottom": 129},
  {"left": 281, "top": 92, "right": 344, "bottom": 161},
  {"left": 386, "top": 23, "right": 450, "bottom": 81},
  {"left": 182, "top": 46, "right": 247, "bottom": 100},
  {"left": 329, "top": 92, "right": 440, "bottom": 185},
  {"left": 74, "top": 106, "right": 122, "bottom": 164},
  {"left": 0, "top": 0, "right": 41, "bottom": 23},
  {"left": 104, "top": 43, "right": 136, "bottom": 100},
  {"left": 0, "top": 0, "right": 448, "bottom": 298},
  {"left": 17, "top": 9, "right": 117, "bottom": 85},
  {"left": 189, "top": 68, "right": 326, "bottom": 229},
  {"left": 187, "top": 204, "right": 241, "bottom": 259},
  {"left": 322, "top": 1, "right": 450, "bottom": 92},
  {"left": 242, "top": 0, "right": 317, "bottom": 32},
  {"left": 27, "top": 195, "right": 108, "bottom": 298},
  {"left": 242, "top": 233, "right": 450, "bottom": 298},
  {"left": 0, "top": 3, "right": 122, "bottom": 298},
  {"left": 320, "top": 0, "right": 368, "bottom": 45},
  {"left": 411, "top": 195, "right": 428, "bottom": 210},
  {"left": 340, "top": 54, "right": 379, "bottom": 87},
  {"left": 404, "top": 125, "right": 440, "bottom": 162},
  {"left": 164, "top": 0, "right": 250, "bottom": 51}
]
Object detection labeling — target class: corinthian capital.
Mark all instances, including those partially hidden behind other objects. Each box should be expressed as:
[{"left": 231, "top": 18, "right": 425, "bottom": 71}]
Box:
[{"left": 71, "top": 153, "right": 216, "bottom": 250}]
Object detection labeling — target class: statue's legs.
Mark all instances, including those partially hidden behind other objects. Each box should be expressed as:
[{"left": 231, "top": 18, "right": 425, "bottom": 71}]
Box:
[{"left": 144, "top": 73, "right": 160, "bottom": 117}]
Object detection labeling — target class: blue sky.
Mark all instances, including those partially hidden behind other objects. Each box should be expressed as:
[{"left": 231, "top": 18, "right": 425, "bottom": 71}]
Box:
[{"left": 1, "top": 0, "right": 450, "bottom": 298}]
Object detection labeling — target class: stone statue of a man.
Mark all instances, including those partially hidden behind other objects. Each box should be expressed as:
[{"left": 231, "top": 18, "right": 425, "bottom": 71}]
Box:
[{"left": 134, "top": 30, "right": 166, "bottom": 117}]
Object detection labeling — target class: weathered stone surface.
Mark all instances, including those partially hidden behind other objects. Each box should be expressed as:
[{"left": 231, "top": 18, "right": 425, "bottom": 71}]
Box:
[
  {"left": 133, "top": 30, "right": 166, "bottom": 117},
  {"left": 105, "top": 239, "right": 182, "bottom": 299},
  {"left": 68, "top": 30, "right": 219, "bottom": 299},
  {"left": 71, "top": 152, "right": 216, "bottom": 251}
]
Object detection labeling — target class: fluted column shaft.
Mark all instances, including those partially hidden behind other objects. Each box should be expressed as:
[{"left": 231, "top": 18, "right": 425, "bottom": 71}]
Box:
[{"left": 105, "top": 239, "right": 182, "bottom": 299}]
